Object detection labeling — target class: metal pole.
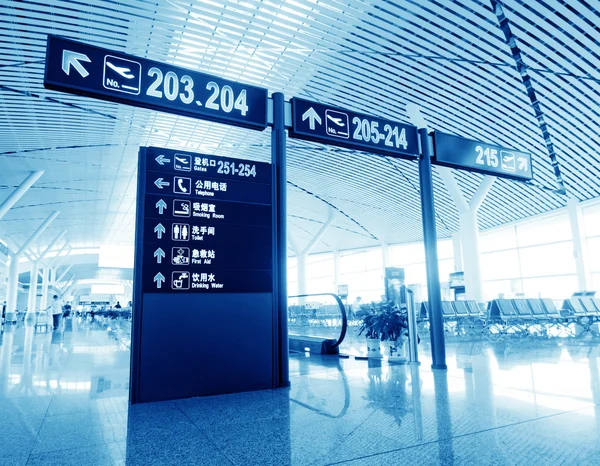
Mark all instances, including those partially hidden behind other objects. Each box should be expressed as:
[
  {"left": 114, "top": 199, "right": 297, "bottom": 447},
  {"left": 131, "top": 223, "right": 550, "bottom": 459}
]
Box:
[
  {"left": 406, "top": 288, "right": 419, "bottom": 364},
  {"left": 272, "top": 92, "right": 289, "bottom": 387},
  {"left": 417, "top": 127, "right": 447, "bottom": 370}
]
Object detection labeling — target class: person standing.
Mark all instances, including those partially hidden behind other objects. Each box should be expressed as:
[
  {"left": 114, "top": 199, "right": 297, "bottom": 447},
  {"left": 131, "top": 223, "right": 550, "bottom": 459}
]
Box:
[{"left": 47, "top": 295, "right": 64, "bottom": 330}]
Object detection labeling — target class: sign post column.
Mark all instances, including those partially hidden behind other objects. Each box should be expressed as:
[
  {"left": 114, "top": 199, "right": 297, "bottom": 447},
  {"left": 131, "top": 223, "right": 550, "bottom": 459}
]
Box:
[
  {"left": 418, "top": 128, "right": 447, "bottom": 370},
  {"left": 272, "top": 92, "right": 289, "bottom": 387}
]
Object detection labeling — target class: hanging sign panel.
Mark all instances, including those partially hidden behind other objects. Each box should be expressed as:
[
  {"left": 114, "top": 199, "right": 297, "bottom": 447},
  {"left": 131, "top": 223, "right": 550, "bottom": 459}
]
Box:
[
  {"left": 44, "top": 35, "right": 268, "bottom": 130},
  {"left": 432, "top": 131, "right": 533, "bottom": 181},
  {"left": 288, "top": 98, "right": 419, "bottom": 158}
]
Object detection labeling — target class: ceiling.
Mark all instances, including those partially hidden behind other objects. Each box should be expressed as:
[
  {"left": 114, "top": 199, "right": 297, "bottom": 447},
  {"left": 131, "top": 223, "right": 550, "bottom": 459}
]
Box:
[{"left": 1, "top": 0, "right": 599, "bottom": 281}]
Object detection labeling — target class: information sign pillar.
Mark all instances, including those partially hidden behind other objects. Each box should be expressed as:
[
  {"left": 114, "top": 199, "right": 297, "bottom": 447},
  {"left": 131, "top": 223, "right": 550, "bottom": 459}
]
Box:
[
  {"left": 417, "top": 127, "right": 447, "bottom": 370},
  {"left": 271, "top": 92, "right": 289, "bottom": 387}
]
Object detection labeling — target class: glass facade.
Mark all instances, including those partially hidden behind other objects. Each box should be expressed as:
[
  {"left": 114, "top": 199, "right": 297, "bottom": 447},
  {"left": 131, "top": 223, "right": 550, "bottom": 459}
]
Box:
[{"left": 288, "top": 201, "right": 600, "bottom": 303}]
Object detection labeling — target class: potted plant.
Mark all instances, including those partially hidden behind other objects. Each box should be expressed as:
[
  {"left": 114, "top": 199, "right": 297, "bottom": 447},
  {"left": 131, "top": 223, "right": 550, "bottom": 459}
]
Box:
[
  {"left": 358, "top": 301, "right": 412, "bottom": 362},
  {"left": 358, "top": 306, "right": 383, "bottom": 358}
]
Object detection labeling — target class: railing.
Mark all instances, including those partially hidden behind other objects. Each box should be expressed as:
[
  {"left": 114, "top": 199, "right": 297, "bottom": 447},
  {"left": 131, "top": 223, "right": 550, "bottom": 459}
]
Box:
[{"left": 288, "top": 293, "right": 348, "bottom": 350}]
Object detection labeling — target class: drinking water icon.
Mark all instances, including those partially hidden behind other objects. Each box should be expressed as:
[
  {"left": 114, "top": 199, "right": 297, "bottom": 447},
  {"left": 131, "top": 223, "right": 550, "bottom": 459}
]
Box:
[{"left": 172, "top": 271, "right": 190, "bottom": 290}]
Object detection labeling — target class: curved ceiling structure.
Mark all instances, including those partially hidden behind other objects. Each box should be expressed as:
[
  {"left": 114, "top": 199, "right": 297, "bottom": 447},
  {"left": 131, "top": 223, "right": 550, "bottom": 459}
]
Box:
[{"left": 1, "top": 0, "right": 599, "bottom": 271}]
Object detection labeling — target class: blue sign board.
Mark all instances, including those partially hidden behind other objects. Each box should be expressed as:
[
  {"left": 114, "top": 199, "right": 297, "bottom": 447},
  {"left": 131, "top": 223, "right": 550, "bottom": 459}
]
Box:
[
  {"left": 44, "top": 35, "right": 268, "bottom": 130},
  {"left": 433, "top": 131, "right": 533, "bottom": 181},
  {"left": 289, "top": 98, "right": 419, "bottom": 158},
  {"left": 137, "top": 147, "right": 272, "bottom": 294}
]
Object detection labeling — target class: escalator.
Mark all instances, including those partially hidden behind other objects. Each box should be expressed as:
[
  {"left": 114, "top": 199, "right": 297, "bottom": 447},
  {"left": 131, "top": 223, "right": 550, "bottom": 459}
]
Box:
[{"left": 288, "top": 293, "right": 347, "bottom": 355}]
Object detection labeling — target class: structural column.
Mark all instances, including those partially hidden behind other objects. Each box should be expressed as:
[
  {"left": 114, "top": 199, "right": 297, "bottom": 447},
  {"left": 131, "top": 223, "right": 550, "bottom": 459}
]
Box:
[
  {"left": 6, "top": 212, "right": 60, "bottom": 320},
  {"left": 296, "top": 254, "right": 307, "bottom": 296},
  {"left": 40, "top": 267, "right": 50, "bottom": 310},
  {"left": 437, "top": 167, "right": 495, "bottom": 303},
  {"left": 6, "top": 252, "right": 20, "bottom": 320},
  {"left": 27, "top": 261, "right": 40, "bottom": 315},
  {"left": 381, "top": 243, "right": 390, "bottom": 270},
  {"left": 288, "top": 210, "right": 336, "bottom": 297},
  {"left": 452, "top": 232, "right": 463, "bottom": 272},
  {"left": 333, "top": 250, "right": 341, "bottom": 292},
  {"left": 566, "top": 198, "right": 589, "bottom": 291}
]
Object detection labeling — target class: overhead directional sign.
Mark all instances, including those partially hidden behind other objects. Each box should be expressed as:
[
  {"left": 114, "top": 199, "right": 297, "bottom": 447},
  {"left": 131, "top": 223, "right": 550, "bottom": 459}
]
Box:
[
  {"left": 44, "top": 35, "right": 268, "bottom": 130},
  {"left": 432, "top": 131, "right": 533, "bottom": 181},
  {"left": 288, "top": 98, "right": 419, "bottom": 158}
]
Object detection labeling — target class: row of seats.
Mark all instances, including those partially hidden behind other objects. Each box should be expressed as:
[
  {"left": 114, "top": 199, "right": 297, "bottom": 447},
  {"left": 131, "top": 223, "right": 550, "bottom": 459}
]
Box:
[
  {"left": 490, "top": 297, "right": 600, "bottom": 323},
  {"left": 420, "top": 300, "right": 483, "bottom": 321}
]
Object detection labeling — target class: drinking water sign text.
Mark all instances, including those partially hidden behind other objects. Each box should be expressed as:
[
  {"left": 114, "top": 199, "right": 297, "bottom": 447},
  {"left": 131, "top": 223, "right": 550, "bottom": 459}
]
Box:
[
  {"left": 44, "top": 36, "right": 268, "bottom": 130},
  {"left": 289, "top": 98, "right": 419, "bottom": 158}
]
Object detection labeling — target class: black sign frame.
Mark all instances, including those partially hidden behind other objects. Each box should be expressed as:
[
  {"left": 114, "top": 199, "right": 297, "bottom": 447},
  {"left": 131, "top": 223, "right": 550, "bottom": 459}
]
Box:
[
  {"left": 432, "top": 131, "right": 534, "bottom": 181},
  {"left": 44, "top": 35, "right": 268, "bottom": 130},
  {"left": 288, "top": 97, "right": 419, "bottom": 159}
]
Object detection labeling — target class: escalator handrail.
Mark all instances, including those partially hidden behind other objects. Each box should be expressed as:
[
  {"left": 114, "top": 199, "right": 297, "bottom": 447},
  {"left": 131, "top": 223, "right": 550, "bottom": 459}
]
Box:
[{"left": 288, "top": 293, "right": 347, "bottom": 349}]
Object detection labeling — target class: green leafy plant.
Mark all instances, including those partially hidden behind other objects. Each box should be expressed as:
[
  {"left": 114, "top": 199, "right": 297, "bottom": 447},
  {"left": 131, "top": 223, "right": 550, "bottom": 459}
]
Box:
[{"left": 358, "top": 301, "right": 409, "bottom": 342}]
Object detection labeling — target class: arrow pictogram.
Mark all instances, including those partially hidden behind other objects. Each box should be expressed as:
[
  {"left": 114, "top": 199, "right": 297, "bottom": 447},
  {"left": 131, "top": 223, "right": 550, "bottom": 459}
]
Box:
[
  {"left": 518, "top": 157, "right": 528, "bottom": 171},
  {"left": 155, "top": 199, "right": 167, "bottom": 214},
  {"left": 302, "top": 107, "right": 322, "bottom": 130},
  {"left": 154, "top": 272, "right": 165, "bottom": 289},
  {"left": 153, "top": 247, "right": 165, "bottom": 264},
  {"left": 62, "top": 50, "right": 91, "bottom": 78},
  {"left": 154, "top": 178, "right": 170, "bottom": 189},
  {"left": 154, "top": 223, "right": 165, "bottom": 239},
  {"left": 155, "top": 154, "right": 171, "bottom": 166}
]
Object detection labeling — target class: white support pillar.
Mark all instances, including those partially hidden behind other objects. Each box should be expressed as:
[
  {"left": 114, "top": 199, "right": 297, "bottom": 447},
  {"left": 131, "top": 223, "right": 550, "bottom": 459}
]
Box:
[
  {"left": 381, "top": 243, "right": 391, "bottom": 270},
  {"left": 5, "top": 252, "right": 19, "bottom": 320},
  {"left": 452, "top": 232, "right": 463, "bottom": 271},
  {"left": 297, "top": 254, "right": 307, "bottom": 296},
  {"left": 27, "top": 260, "right": 40, "bottom": 316},
  {"left": 25, "top": 230, "right": 65, "bottom": 320},
  {"left": 566, "top": 198, "right": 589, "bottom": 291},
  {"left": 40, "top": 267, "right": 50, "bottom": 311},
  {"left": 333, "top": 250, "right": 341, "bottom": 292},
  {"left": 5, "top": 212, "right": 59, "bottom": 320},
  {"left": 0, "top": 171, "right": 44, "bottom": 221},
  {"left": 291, "top": 211, "right": 336, "bottom": 297},
  {"left": 437, "top": 166, "right": 495, "bottom": 303}
]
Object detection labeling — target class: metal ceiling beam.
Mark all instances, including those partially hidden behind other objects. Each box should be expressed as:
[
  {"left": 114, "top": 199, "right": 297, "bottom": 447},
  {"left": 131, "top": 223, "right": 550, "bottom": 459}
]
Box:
[
  {"left": 17, "top": 211, "right": 60, "bottom": 256},
  {"left": 0, "top": 171, "right": 44, "bottom": 221},
  {"left": 490, "top": 0, "right": 567, "bottom": 196}
]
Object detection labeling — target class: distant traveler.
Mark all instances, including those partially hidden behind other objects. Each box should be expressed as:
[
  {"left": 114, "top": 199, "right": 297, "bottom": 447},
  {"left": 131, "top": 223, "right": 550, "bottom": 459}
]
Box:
[
  {"left": 2, "top": 300, "right": 6, "bottom": 320},
  {"left": 46, "top": 295, "right": 64, "bottom": 330},
  {"left": 114, "top": 301, "right": 122, "bottom": 309}
]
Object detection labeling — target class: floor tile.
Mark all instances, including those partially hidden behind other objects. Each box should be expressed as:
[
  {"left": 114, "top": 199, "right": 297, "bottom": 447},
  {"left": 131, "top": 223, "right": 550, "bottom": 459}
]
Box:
[
  {"left": 32, "top": 412, "right": 127, "bottom": 454},
  {"left": 26, "top": 442, "right": 124, "bottom": 466}
]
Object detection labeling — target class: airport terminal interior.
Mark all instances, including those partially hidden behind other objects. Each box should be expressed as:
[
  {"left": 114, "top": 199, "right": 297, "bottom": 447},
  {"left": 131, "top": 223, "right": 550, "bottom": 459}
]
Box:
[{"left": 1, "top": 0, "right": 600, "bottom": 464}]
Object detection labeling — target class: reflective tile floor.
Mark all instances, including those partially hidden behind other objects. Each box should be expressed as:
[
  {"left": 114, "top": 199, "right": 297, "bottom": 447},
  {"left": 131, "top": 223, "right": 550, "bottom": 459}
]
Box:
[{"left": 1, "top": 318, "right": 600, "bottom": 465}]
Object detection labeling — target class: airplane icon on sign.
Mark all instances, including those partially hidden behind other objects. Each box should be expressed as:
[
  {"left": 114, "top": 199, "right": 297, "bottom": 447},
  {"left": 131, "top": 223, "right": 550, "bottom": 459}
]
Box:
[
  {"left": 106, "top": 61, "right": 135, "bottom": 79},
  {"left": 326, "top": 114, "right": 346, "bottom": 127}
]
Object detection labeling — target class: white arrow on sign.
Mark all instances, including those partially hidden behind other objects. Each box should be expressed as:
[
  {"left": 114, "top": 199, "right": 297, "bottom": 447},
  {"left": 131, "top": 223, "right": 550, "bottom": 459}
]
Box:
[
  {"left": 154, "top": 178, "right": 170, "bottom": 189},
  {"left": 154, "top": 272, "right": 165, "bottom": 289},
  {"left": 302, "top": 107, "right": 322, "bottom": 130},
  {"left": 518, "top": 157, "right": 528, "bottom": 172},
  {"left": 62, "top": 50, "right": 91, "bottom": 78},
  {"left": 153, "top": 247, "right": 165, "bottom": 264},
  {"left": 155, "top": 154, "right": 170, "bottom": 166}
]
